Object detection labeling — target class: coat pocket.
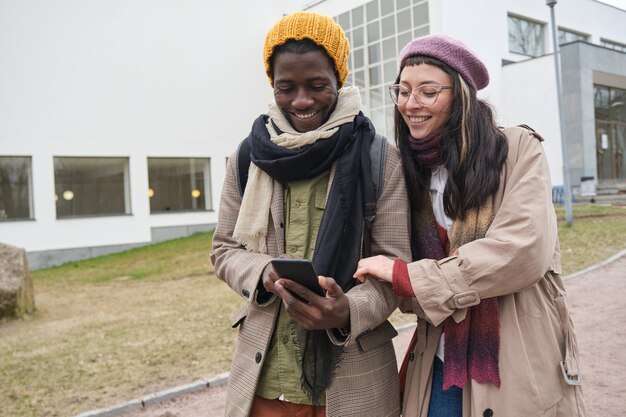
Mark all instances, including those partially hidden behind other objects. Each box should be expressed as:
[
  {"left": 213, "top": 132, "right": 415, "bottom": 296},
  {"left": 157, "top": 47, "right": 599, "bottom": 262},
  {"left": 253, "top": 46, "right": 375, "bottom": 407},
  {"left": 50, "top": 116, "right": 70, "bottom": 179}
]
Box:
[
  {"left": 356, "top": 320, "right": 398, "bottom": 351},
  {"left": 516, "top": 285, "right": 564, "bottom": 411}
]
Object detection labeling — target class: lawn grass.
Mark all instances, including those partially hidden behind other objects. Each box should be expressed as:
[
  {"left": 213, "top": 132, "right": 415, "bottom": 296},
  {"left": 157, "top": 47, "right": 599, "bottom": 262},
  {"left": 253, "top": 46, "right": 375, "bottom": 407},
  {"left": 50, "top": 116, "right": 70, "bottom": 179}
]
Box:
[
  {"left": 1, "top": 233, "right": 241, "bottom": 417},
  {"left": 555, "top": 203, "right": 626, "bottom": 275},
  {"left": 1, "top": 203, "right": 625, "bottom": 416}
]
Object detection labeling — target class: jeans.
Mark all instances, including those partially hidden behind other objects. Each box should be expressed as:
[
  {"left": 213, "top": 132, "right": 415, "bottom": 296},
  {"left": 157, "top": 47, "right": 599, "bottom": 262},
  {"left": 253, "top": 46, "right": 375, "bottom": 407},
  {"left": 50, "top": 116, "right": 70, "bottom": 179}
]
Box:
[{"left": 427, "top": 357, "right": 462, "bottom": 417}]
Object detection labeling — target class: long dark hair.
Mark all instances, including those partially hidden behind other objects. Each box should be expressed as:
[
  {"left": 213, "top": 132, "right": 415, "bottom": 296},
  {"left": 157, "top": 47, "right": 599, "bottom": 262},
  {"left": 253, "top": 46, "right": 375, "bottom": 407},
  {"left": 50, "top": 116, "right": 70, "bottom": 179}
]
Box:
[{"left": 394, "top": 56, "right": 508, "bottom": 220}]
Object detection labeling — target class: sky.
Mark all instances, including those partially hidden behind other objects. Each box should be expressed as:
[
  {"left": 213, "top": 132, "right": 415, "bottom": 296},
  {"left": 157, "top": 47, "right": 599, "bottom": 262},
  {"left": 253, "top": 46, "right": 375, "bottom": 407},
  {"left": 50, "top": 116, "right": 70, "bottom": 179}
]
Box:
[{"left": 596, "top": 0, "right": 626, "bottom": 10}]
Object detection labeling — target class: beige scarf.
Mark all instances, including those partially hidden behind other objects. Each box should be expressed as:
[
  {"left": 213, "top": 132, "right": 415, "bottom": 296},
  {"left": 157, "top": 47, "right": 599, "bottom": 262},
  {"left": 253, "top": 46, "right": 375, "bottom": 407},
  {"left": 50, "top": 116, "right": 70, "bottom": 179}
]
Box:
[{"left": 233, "top": 87, "right": 362, "bottom": 253}]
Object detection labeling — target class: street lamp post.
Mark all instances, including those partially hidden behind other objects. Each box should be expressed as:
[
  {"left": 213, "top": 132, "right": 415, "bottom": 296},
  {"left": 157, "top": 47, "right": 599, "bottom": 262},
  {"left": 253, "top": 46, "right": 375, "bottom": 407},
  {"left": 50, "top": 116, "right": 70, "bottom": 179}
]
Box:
[{"left": 547, "top": 0, "right": 573, "bottom": 226}]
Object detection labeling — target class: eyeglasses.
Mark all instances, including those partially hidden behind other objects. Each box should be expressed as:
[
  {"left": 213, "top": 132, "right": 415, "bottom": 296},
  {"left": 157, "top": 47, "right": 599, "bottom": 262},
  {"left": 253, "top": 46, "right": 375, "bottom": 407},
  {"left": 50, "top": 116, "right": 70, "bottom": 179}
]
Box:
[{"left": 388, "top": 83, "right": 452, "bottom": 106}]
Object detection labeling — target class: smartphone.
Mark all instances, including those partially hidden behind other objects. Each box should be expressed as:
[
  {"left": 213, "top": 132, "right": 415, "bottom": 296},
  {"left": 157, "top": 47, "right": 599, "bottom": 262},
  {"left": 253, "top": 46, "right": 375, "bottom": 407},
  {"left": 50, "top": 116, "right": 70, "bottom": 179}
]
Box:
[{"left": 270, "top": 258, "right": 326, "bottom": 297}]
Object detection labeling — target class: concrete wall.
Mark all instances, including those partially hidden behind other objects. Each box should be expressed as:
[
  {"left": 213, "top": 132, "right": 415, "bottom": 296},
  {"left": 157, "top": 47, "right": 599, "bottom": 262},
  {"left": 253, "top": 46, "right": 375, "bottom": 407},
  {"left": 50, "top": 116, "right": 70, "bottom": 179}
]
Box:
[{"left": 561, "top": 42, "right": 626, "bottom": 186}]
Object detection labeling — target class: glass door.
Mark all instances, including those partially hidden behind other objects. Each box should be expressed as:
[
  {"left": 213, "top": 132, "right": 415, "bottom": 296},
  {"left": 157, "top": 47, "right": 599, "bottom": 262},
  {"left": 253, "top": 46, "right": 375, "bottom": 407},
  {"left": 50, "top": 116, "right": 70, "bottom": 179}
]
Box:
[
  {"left": 596, "top": 121, "right": 626, "bottom": 181},
  {"left": 594, "top": 85, "right": 626, "bottom": 182}
]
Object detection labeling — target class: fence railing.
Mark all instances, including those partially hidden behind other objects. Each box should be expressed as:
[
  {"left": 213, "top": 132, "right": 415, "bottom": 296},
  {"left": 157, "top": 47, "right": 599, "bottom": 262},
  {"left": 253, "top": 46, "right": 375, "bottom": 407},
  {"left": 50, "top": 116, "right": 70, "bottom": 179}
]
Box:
[{"left": 552, "top": 185, "right": 577, "bottom": 205}]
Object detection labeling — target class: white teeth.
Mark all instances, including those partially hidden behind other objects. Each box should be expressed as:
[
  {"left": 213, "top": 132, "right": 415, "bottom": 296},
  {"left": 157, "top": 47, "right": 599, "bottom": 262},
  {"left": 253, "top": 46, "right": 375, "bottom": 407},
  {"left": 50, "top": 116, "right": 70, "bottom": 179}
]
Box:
[
  {"left": 294, "top": 112, "right": 317, "bottom": 119},
  {"left": 409, "top": 116, "right": 429, "bottom": 123}
]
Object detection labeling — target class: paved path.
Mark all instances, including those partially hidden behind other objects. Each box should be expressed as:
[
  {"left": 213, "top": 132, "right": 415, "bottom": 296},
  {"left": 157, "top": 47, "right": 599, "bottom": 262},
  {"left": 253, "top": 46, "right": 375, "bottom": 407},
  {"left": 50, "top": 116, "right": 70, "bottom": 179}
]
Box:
[{"left": 110, "top": 253, "right": 626, "bottom": 417}]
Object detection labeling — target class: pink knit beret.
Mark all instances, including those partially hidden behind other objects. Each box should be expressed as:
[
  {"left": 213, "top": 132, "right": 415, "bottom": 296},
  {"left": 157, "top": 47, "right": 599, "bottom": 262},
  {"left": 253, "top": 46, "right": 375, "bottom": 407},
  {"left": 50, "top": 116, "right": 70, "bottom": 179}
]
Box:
[{"left": 399, "top": 34, "right": 489, "bottom": 91}]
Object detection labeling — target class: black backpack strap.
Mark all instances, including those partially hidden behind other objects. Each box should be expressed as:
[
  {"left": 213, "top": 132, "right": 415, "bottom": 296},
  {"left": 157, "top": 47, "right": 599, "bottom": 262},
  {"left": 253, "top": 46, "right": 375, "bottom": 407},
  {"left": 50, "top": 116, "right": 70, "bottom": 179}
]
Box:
[
  {"left": 362, "top": 133, "right": 387, "bottom": 257},
  {"left": 235, "top": 137, "right": 251, "bottom": 198},
  {"left": 370, "top": 133, "right": 387, "bottom": 201}
]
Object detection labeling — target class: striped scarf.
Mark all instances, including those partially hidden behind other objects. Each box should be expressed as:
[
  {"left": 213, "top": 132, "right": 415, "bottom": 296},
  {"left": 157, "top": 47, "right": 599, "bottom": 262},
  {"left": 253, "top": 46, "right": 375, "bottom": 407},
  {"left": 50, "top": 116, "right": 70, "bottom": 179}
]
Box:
[
  {"left": 443, "top": 203, "right": 501, "bottom": 390},
  {"left": 412, "top": 199, "right": 501, "bottom": 390}
]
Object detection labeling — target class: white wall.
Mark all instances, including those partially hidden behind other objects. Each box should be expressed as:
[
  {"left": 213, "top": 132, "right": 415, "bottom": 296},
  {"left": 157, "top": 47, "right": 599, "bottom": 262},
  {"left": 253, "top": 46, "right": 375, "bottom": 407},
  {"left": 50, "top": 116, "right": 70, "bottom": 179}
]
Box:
[
  {"left": 0, "top": 0, "right": 296, "bottom": 252},
  {"left": 501, "top": 56, "right": 564, "bottom": 185}
]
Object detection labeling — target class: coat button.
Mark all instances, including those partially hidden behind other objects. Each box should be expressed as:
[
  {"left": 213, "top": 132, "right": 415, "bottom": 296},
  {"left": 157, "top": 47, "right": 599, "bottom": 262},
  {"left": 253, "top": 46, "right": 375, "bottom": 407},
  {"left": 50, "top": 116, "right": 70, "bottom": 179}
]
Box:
[
  {"left": 409, "top": 352, "right": 415, "bottom": 361},
  {"left": 483, "top": 409, "right": 493, "bottom": 417},
  {"left": 255, "top": 352, "right": 262, "bottom": 363},
  {"left": 242, "top": 289, "right": 250, "bottom": 297}
]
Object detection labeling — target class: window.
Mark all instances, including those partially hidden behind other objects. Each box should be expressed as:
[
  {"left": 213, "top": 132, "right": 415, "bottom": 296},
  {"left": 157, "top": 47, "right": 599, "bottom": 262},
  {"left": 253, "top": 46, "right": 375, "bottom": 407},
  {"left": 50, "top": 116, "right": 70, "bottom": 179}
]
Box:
[
  {"left": 558, "top": 28, "right": 588, "bottom": 45},
  {"left": 54, "top": 157, "right": 130, "bottom": 218},
  {"left": 353, "top": 48, "right": 364, "bottom": 68},
  {"left": 595, "top": 85, "right": 611, "bottom": 121},
  {"left": 0, "top": 156, "right": 33, "bottom": 221},
  {"left": 352, "top": 26, "right": 364, "bottom": 48},
  {"left": 366, "top": 0, "right": 379, "bottom": 20},
  {"left": 384, "top": 60, "right": 397, "bottom": 84},
  {"left": 352, "top": 6, "right": 364, "bottom": 26},
  {"left": 601, "top": 38, "right": 626, "bottom": 53},
  {"left": 412, "top": 2, "right": 429, "bottom": 28},
  {"left": 508, "top": 15, "right": 545, "bottom": 57},
  {"left": 396, "top": 9, "right": 412, "bottom": 32},
  {"left": 338, "top": 11, "right": 350, "bottom": 29},
  {"left": 381, "top": 15, "right": 395, "bottom": 38},
  {"left": 396, "top": 0, "right": 410, "bottom": 9},
  {"left": 367, "top": 21, "right": 380, "bottom": 43},
  {"left": 148, "top": 157, "right": 211, "bottom": 213},
  {"left": 595, "top": 85, "right": 626, "bottom": 123},
  {"left": 335, "top": 0, "right": 430, "bottom": 139},
  {"left": 368, "top": 43, "right": 381, "bottom": 65},
  {"left": 594, "top": 85, "right": 626, "bottom": 180}
]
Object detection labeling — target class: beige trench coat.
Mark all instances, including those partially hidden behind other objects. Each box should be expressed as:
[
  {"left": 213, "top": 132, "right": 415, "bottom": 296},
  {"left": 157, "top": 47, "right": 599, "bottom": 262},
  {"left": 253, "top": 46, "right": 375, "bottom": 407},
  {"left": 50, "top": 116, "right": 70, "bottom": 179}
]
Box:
[
  {"left": 399, "top": 126, "right": 587, "bottom": 417},
  {"left": 211, "top": 141, "right": 411, "bottom": 417}
]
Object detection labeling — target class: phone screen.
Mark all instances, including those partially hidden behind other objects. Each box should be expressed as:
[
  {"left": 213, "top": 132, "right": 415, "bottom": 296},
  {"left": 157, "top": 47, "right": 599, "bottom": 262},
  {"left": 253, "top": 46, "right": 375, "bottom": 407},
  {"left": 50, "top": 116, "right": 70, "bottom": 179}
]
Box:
[{"left": 270, "top": 258, "right": 325, "bottom": 297}]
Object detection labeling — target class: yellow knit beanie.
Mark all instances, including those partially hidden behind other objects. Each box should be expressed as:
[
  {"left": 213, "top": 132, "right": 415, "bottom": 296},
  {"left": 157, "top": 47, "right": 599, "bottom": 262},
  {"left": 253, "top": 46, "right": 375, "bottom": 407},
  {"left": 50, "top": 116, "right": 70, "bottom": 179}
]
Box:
[{"left": 263, "top": 11, "right": 350, "bottom": 88}]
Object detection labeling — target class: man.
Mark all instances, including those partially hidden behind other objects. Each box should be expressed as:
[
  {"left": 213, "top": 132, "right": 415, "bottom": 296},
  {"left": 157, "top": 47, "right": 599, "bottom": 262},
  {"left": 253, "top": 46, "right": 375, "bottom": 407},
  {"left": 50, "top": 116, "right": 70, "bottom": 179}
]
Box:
[{"left": 211, "top": 11, "right": 410, "bottom": 417}]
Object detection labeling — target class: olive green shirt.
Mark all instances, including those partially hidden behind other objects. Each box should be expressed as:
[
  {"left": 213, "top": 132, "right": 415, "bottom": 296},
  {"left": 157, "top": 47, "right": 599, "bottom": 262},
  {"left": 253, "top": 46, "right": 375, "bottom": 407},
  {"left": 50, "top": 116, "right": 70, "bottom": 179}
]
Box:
[{"left": 256, "top": 171, "right": 329, "bottom": 404}]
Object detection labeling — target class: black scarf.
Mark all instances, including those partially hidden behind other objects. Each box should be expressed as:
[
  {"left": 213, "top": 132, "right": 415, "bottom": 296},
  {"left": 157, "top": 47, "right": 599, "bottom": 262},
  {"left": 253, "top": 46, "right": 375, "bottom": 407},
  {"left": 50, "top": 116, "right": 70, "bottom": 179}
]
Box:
[{"left": 247, "top": 112, "right": 376, "bottom": 403}]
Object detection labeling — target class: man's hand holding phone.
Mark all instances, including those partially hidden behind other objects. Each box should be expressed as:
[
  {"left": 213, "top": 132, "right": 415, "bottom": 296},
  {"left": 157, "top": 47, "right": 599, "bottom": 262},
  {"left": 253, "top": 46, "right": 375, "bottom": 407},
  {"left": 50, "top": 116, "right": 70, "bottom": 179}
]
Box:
[
  {"left": 270, "top": 258, "right": 325, "bottom": 300},
  {"left": 269, "top": 258, "right": 350, "bottom": 331}
]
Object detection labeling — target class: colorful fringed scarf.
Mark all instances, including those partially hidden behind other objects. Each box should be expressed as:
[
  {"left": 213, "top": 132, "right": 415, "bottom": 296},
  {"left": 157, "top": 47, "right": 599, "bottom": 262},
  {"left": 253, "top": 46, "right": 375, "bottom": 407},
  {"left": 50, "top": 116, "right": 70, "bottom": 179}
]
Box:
[
  {"left": 412, "top": 194, "right": 501, "bottom": 391},
  {"left": 443, "top": 204, "right": 501, "bottom": 390}
]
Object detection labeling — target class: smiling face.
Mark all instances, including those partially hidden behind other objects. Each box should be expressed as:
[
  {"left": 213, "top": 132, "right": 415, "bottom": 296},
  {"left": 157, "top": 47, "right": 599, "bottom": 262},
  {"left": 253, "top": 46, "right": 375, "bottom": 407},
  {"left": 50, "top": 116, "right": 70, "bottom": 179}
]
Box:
[
  {"left": 397, "top": 63, "right": 453, "bottom": 140},
  {"left": 272, "top": 50, "right": 339, "bottom": 133}
]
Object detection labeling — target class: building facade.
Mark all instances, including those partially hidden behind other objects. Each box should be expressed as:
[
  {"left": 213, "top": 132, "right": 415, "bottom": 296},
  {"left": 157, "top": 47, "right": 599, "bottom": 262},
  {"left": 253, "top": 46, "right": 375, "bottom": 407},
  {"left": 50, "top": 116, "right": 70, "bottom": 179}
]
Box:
[
  {"left": 307, "top": 0, "right": 626, "bottom": 190},
  {"left": 1, "top": 0, "right": 625, "bottom": 268}
]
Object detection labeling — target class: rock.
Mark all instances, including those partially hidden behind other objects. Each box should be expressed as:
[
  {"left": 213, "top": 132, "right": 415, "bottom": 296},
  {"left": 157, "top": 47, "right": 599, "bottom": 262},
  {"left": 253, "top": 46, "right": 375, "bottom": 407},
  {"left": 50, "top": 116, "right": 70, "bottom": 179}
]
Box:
[{"left": 0, "top": 243, "right": 35, "bottom": 318}]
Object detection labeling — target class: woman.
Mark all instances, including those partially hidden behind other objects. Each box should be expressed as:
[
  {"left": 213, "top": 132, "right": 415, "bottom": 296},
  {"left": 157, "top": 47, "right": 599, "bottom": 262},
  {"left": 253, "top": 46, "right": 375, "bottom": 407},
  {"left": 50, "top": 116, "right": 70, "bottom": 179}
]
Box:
[{"left": 354, "top": 34, "right": 587, "bottom": 417}]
